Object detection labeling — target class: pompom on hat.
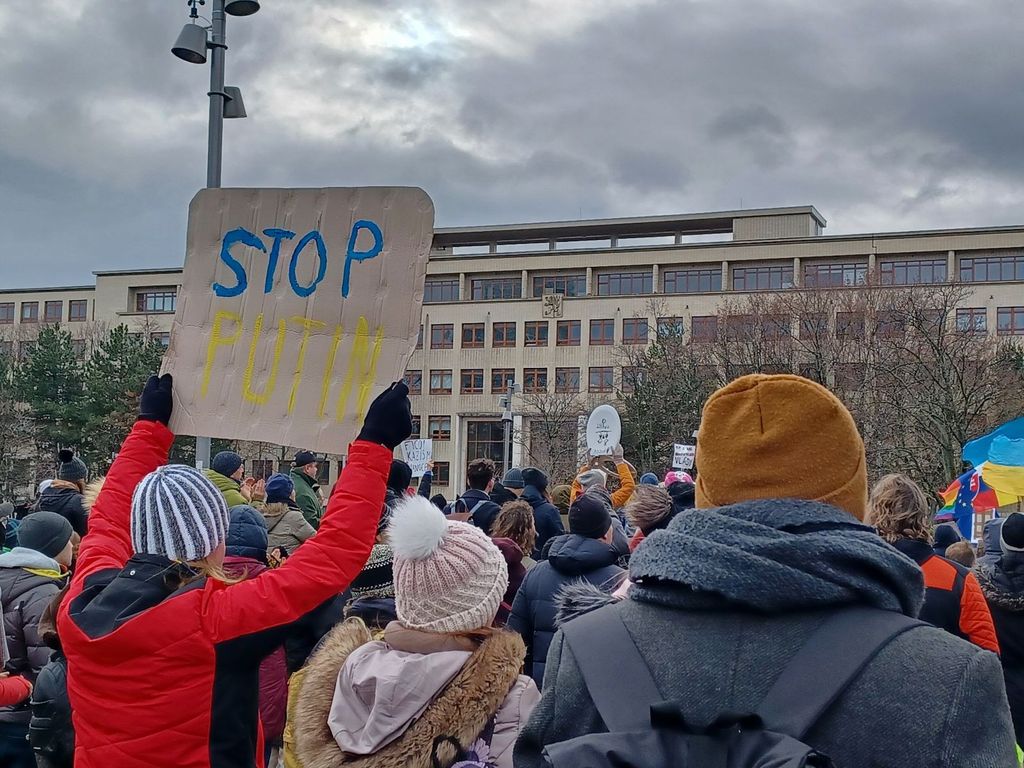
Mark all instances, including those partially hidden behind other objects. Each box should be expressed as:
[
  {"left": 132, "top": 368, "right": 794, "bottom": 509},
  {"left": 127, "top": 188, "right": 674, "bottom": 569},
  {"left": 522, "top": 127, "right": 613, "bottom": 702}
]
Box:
[
  {"left": 57, "top": 449, "right": 88, "bottom": 483},
  {"left": 695, "top": 374, "right": 868, "bottom": 520},
  {"left": 389, "top": 495, "right": 508, "bottom": 633}
]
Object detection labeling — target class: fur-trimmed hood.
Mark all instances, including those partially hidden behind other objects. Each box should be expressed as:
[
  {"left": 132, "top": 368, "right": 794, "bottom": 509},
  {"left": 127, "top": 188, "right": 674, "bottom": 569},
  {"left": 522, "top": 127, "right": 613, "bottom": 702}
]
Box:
[
  {"left": 977, "top": 554, "right": 1024, "bottom": 612},
  {"left": 291, "top": 619, "right": 538, "bottom": 768},
  {"left": 555, "top": 580, "right": 620, "bottom": 627}
]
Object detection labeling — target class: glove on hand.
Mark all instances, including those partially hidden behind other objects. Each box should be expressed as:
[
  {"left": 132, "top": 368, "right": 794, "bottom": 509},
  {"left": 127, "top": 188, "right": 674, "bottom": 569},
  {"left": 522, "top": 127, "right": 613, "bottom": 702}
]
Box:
[
  {"left": 357, "top": 382, "right": 412, "bottom": 449},
  {"left": 138, "top": 374, "right": 174, "bottom": 426}
]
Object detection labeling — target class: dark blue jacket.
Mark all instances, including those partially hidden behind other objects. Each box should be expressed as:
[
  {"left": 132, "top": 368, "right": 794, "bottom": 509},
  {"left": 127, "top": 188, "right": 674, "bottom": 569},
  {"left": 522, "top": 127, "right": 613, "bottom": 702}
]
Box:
[
  {"left": 456, "top": 489, "right": 503, "bottom": 534},
  {"left": 508, "top": 534, "right": 624, "bottom": 685},
  {"left": 522, "top": 485, "right": 565, "bottom": 558},
  {"left": 225, "top": 505, "right": 269, "bottom": 562}
]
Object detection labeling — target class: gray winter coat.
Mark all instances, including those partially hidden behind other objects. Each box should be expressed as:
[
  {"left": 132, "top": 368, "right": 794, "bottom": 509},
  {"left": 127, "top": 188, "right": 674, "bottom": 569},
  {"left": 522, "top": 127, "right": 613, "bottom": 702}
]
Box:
[
  {"left": 0, "top": 549, "right": 68, "bottom": 724},
  {"left": 261, "top": 501, "right": 316, "bottom": 552},
  {"left": 514, "top": 498, "right": 1017, "bottom": 768}
]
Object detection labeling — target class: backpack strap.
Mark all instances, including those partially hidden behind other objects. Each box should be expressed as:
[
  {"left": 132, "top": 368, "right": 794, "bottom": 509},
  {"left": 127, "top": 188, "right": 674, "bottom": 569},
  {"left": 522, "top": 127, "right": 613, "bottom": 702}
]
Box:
[
  {"left": 560, "top": 606, "right": 662, "bottom": 732},
  {"left": 757, "top": 607, "right": 923, "bottom": 739}
]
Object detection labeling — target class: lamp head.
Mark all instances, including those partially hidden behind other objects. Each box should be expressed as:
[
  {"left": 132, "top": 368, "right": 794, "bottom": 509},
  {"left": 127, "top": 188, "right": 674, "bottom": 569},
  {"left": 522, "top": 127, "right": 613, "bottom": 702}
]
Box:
[
  {"left": 223, "top": 86, "right": 247, "bottom": 118},
  {"left": 225, "top": 0, "right": 260, "bottom": 15},
  {"left": 172, "top": 23, "right": 208, "bottom": 64}
]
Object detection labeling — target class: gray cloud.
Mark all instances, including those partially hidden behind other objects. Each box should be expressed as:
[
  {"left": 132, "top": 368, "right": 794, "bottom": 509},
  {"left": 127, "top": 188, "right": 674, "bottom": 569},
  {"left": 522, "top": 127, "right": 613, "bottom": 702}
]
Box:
[{"left": 1, "top": 0, "right": 1022, "bottom": 288}]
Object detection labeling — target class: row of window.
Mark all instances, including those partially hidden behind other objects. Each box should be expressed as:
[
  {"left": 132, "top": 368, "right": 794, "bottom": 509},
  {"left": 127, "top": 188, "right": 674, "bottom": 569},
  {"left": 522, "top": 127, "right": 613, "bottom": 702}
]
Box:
[
  {"left": 685, "top": 306, "right": 1024, "bottom": 341},
  {"left": 0, "top": 299, "right": 88, "bottom": 324},
  {"left": 424, "top": 318, "right": 648, "bottom": 350},
  {"left": 0, "top": 332, "right": 171, "bottom": 362},
  {"left": 403, "top": 365, "right": 627, "bottom": 396},
  {"left": 0, "top": 288, "right": 179, "bottom": 326},
  {"left": 422, "top": 252, "right": 1024, "bottom": 302}
]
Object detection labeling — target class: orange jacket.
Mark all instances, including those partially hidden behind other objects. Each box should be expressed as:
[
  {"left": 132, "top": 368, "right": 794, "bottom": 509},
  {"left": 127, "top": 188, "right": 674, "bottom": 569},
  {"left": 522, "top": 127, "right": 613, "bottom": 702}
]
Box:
[
  {"left": 570, "top": 462, "right": 636, "bottom": 509},
  {"left": 896, "top": 538, "right": 1000, "bottom": 654}
]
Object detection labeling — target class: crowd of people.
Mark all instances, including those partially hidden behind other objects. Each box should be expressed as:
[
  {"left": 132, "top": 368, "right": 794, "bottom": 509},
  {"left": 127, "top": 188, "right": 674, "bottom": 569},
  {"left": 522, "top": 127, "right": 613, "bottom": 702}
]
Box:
[{"left": 0, "top": 371, "right": 1022, "bottom": 766}]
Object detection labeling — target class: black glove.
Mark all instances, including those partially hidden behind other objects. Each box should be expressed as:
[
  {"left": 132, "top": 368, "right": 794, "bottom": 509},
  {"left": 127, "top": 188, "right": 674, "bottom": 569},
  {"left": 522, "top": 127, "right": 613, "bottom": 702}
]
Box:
[
  {"left": 357, "top": 381, "right": 412, "bottom": 449},
  {"left": 138, "top": 374, "right": 174, "bottom": 426}
]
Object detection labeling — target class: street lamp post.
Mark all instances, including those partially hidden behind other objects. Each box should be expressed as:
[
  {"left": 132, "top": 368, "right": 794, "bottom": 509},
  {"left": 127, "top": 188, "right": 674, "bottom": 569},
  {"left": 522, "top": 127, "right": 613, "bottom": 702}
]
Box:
[{"left": 172, "top": 0, "right": 258, "bottom": 469}]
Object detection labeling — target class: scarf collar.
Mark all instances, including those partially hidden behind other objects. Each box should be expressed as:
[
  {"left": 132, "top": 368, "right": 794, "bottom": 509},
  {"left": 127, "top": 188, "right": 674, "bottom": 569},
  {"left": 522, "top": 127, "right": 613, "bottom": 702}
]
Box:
[{"left": 629, "top": 498, "right": 924, "bottom": 616}]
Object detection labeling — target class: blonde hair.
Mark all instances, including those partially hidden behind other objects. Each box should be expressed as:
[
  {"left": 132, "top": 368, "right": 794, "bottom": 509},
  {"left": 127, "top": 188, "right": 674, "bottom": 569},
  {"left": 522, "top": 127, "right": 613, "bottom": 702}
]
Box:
[
  {"left": 491, "top": 500, "right": 537, "bottom": 556},
  {"left": 869, "top": 473, "right": 932, "bottom": 544},
  {"left": 944, "top": 541, "right": 976, "bottom": 568}
]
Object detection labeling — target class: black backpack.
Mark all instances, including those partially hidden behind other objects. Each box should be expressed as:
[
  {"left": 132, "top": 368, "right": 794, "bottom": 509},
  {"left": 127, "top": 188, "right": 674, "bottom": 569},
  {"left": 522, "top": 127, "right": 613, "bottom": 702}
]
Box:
[{"left": 544, "top": 606, "right": 921, "bottom": 768}]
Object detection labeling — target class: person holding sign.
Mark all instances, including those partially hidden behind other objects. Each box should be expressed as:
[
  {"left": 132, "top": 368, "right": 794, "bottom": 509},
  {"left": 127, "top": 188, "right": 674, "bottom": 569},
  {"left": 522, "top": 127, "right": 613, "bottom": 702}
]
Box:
[{"left": 57, "top": 374, "right": 411, "bottom": 768}]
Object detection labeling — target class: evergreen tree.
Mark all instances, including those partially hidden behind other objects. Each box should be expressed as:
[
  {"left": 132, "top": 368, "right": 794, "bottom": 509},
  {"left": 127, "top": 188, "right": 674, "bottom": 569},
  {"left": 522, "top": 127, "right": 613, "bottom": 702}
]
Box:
[
  {"left": 13, "top": 325, "right": 86, "bottom": 466},
  {"left": 0, "top": 349, "right": 33, "bottom": 499},
  {"left": 81, "top": 325, "right": 165, "bottom": 472}
]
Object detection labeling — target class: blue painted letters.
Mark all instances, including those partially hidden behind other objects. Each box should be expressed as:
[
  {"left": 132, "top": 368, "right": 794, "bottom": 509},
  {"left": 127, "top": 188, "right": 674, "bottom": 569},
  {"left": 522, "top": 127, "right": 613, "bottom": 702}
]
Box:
[
  {"left": 342, "top": 220, "right": 384, "bottom": 298},
  {"left": 213, "top": 228, "right": 265, "bottom": 297}
]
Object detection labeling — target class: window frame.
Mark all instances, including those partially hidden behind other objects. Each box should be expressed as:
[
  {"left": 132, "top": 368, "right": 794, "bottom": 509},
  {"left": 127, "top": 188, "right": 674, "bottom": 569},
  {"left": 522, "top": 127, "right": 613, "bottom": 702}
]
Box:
[
  {"left": 955, "top": 308, "right": 987, "bottom": 335},
  {"left": 403, "top": 370, "right": 422, "bottom": 395},
  {"left": 997, "top": 306, "right": 1024, "bottom": 336},
  {"left": 556, "top": 319, "right": 581, "bottom": 346},
  {"left": 589, "top": 318, "right": 614, "bottom": 346},
  {"left": 622, "top": 318, "right": 649, "bottom": 345},
  {"left": 491, "top": 368, "right": 515, "bottom": 393},
  {"left": 732, "top": 264, "right": 794, "bottom": 292},
  {"left": 0, "top": 302, "right": 14, "bottom": 324},
  {"left": 428, "top": 415, "right": 452, "bottom": 441},
  {"left": 595, "top": 271, "right": 653, "bottom": 296},
  {"left": 423, "top": 278, "right": 459, "bottom": 303},
  {"left": 523, "top": 367, "right": 548, "bottom": 394},
  {"left": 878, "top": 257, "right": 947, "bottom": 286},
  {"left": 20, "top": 301, "right": 39, "bottom": 323},
  {"left": 524, "top": 321, "right": 549, "bottom": 347},
  {"left": 554, "top": 367, "right": 580, "bottom": 393},
  {"left": 471, "top": 276, "right": 523, "bottom": 301},
  {"left": 492, "top": 322, "right": 517, "bottom": 348},
  {"left": 802, "top": 262, "right": 868, "bottom": 288},
  {"left": 588, "top": 366, "right": 614, "bottom": 393},
  {"left": 461, "top": 323, "right": 485, "bottom": 348},
  {"left": 691, "top": 316, "right": 718, "bottom": 342},
  {"left": 68, "top": 299, "right": 88, "bottom": 322},
  {"left": 44, "top": 300, "right": 63, "bottom": 323},
  {"left": 959, "top": 252, "right": 1024, "bottom": 283},
  {"left": 532, "top": 273, "right": 586, "bottom": 297},
  {"left": 662, "top": 267, "right": 722, "bottom": 294},
  {"left": 428, "top": 369, "right": 453, "bottom": 395},
  {"left": 460, "top": 368, "right": 485, "bottom": 394},
  {"left": 430, "top": 323, "right": 454, "bottom": 350},
  {"left": 135, "top": 289, "right": 177, "bottom": 314}
]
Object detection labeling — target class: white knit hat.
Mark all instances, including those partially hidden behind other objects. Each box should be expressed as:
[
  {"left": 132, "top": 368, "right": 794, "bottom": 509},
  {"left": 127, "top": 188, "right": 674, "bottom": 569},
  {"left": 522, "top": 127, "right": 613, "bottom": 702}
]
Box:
[
  {"left": 389, "top": 495, "right": 508, "bottom": 633},
  {"left": 131, "top": 464, "right": 230, "bottom": 562}
]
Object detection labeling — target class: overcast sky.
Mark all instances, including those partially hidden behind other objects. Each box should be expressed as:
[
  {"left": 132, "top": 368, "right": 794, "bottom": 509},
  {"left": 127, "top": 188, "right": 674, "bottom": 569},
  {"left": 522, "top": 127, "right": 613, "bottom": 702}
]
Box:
[{"left": 1, "top": 0, "right": 1022, "bottom": 288}]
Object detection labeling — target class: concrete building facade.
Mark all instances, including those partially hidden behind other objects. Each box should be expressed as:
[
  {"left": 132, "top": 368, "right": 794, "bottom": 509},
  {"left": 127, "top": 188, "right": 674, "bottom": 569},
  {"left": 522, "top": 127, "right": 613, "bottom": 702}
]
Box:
[{"left": 3, "top": 205, "right": 1023, "bottom": 492}]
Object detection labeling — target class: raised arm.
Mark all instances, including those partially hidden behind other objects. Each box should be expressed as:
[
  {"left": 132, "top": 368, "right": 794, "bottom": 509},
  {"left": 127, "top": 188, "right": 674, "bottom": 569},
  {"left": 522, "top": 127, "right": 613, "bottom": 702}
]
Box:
[
  {"left": 204, "top": 383, "right": 412, "bottom": 642},
  {"left": 610, "top": 450, "right": 636, "bottom": 509},
  {"left": 72, "top": 375, "right": 174, "bottom": 586}
]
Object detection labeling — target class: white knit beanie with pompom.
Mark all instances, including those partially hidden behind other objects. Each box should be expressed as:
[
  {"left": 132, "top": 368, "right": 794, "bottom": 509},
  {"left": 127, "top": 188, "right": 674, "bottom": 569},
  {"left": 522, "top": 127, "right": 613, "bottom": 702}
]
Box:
[{"left": 389, "top": 495, "right": 509, "bottom": 633}]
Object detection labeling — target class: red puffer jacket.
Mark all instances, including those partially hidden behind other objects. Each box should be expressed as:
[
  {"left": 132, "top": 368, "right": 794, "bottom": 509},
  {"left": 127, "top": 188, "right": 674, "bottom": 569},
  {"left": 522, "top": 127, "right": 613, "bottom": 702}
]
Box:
[{"left": 57, "top": 420, "right": 389, "bottom": 768}]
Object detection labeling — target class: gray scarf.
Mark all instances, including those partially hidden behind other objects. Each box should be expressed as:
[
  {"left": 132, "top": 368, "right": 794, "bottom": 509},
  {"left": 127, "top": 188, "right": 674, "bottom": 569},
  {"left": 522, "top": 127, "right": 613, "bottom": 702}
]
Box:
[{"left": 630, "top": 498, "right": 924, "bottom": 616}]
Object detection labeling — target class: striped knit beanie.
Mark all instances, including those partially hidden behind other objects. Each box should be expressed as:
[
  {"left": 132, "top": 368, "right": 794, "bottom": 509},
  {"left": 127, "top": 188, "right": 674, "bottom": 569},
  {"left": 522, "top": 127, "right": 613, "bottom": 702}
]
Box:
[
  {"left": 389, "top": 495, "right": 508, "bottom": 633},
  {"left": 350, "top": 543, "right": 396, "bottom": 599},
  {"left": 131, "top": 464, "right": 230, "bottom": 562}
]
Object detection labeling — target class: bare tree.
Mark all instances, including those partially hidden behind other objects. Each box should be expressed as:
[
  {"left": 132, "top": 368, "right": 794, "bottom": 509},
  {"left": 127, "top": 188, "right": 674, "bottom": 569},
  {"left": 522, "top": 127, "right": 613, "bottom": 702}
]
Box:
[{"left": 517, "top": 390, "right": 587, "bottom": 485}]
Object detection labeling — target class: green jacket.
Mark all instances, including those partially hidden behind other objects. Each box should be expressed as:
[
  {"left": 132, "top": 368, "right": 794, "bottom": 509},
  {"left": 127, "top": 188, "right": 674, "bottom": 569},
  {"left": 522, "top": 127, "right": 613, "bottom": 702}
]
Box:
[
  {"left": 289, "top": 469, "right": 323, "bottom": 529},
  {"left": 203, "top": 469, "right": 248, "bottom": 509}
]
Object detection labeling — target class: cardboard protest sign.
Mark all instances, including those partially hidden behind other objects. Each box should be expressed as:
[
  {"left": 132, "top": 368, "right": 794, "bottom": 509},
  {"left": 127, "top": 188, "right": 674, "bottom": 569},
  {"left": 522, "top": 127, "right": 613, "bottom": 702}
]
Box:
[
  {"left": 586, "top": 404, "right": 621, "bottom": 457},
  {"left": 401, "top": 439, "right": 433, "bottom": 477},
  {"left": 162, "top": 187, "right": 434, "bottom": 453},
  {"left": 673, "top": 443, "right": 696, "bottom": 470}
]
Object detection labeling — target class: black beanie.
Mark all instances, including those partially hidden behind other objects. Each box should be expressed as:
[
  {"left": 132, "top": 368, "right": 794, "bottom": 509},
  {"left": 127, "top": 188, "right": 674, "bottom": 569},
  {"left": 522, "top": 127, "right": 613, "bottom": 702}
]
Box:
[
  {"left": 522, "top": 467, "right": 549, "bottom": 493},
  {"left": 19, "top": 511, "right": 74, "bottom": 559},
  {"left": 1001, "top": 514, "right": 1024, "bottom": 552},
  {"left": 388, "top": 460, "right": 413, "bottom": 493},
  {"left": 57, "top": 449, "right": 88, "bottom": 483},
  {"left": 569, "top": 493, "right": 612, "bottom": 539}
]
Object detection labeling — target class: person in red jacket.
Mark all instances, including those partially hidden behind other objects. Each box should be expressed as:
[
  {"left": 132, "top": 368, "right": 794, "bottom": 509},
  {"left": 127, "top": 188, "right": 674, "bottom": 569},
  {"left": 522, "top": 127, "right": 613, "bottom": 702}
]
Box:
[
  {"left": 57, "top": 374, "right": 411, "bottom": 768},
  {"left": 869, "top": 472, "right": 999, "bottom": 654}
]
